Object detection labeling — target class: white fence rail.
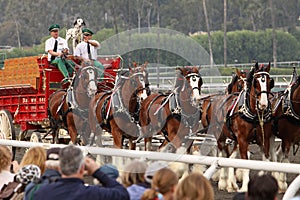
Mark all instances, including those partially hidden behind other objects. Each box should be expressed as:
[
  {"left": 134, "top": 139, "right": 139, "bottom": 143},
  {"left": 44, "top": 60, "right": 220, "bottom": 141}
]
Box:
[{"left": 1, "top": 139, "right": 299, "bottom": 199}]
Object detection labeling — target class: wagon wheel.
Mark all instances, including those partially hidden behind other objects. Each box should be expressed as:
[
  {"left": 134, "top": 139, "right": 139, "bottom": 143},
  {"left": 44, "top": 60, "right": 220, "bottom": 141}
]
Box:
[
  {"left": 30, "top": 132, "right": 42, "bottom": 143},
  {"left": 0, "top": 109, "right": 16, "bottom": 160}
]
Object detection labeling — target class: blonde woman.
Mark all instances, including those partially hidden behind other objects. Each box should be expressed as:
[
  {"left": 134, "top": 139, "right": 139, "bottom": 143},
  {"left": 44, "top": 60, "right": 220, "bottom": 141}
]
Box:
[
  {"left": 122, "top": 160, "right": 149, "bottom": 200},
  {"left": 142, "top": 168, "right": 178, "bottom": 200},
  {"left": 175, "top": 172, "right": 214, "bottom": 200},
  {"left": 20, "top": 146, "right": 46, "bottom": 174}
]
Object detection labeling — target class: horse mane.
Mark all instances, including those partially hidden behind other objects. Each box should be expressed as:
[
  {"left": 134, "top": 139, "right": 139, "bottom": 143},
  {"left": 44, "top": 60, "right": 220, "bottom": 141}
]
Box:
[{"left": 246, "top": 66, "right": 255, "bottom": 89}]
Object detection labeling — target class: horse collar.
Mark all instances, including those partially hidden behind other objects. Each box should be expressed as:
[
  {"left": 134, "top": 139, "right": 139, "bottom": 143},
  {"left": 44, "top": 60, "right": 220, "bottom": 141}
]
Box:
[
  {"left": 238, "top": 89, "right": 272, "bottom": 123},
  {"left": 283, "top": 87, "right": 300, "bottom": 121}
]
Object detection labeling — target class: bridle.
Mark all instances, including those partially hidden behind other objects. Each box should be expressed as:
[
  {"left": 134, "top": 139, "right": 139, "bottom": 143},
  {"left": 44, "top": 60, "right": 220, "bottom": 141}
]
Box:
[
  {"left": 180, "top": 72, "right": 202, "bottom": 106},
  {"left": 75, "top": 66, "right": 98, "bottom": 98}
]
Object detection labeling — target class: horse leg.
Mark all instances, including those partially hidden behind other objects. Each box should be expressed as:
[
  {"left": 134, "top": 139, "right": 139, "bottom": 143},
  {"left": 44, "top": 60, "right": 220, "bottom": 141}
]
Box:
[
  {"left": 128, "top": 139, "right": 136, "bottom": 150},
  {"left": 144, "top": 137, "right": 152, "bottom": 151},
  {"left": 237, "top": 139, "right": 250, "bottom": 192},
  {"left": 277, "top": 140, "right": 290, "bottom": 193},
  {"left": 110, "top": 120, "right": 123, "bottom": 149},
  {"left": 218, "top": 148, "right": 228, "bottom": 191},
  {"left": 226, "top": 145, "right": 239, "bottom": 192},
  {"left": 66, "top": 114, "right": 78, "bottom": 144}
]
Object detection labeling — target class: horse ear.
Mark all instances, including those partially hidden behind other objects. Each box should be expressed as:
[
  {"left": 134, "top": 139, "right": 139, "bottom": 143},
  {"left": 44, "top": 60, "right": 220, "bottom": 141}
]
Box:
[
  {"left": 74, "top": 19, "right": 78, "bottom": 26},
  {"left": 265, "top": 61, "right": 271, "bottom": 72},
  {"left": 82, "top": 20, "right": 86, "bottom": 26},
  {"left": 254, "top": 62, "right": 259, "bottom": 71},
  {"left": 236, "top": 68, "right": 242, "bottom": 77},
  {"left": 176, "top": 67, "right": 183, "bottom": 75}
]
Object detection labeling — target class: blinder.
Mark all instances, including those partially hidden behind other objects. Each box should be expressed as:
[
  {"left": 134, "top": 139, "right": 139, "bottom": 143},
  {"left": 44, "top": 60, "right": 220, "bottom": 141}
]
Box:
[{"left": 270, "top": 78, "right": 274, "bottom": 89}]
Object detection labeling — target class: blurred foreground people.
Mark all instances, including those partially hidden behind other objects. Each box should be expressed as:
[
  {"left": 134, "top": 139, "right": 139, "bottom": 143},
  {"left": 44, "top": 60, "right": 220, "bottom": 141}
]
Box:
[
  {"left": 141, "top": 167, "right": 178, "bottom": 200},
  {"left": 122, "top": 160, "right": 149, "bottom": 200},
  {"left": 33, "top": 145, "right": 129, "bottom": 200},
  {"left": 24, "top": 147, "right": 62, "bottom": 200},
  {"left": 19, "top": 146, "right": 46, "bottom": 174},
  {"left": 247, "top": 173, "right": 278, "bottom": 200},
  {"left": 175, "top": 172, "right": 214, "bottom": 200},
  {"left": 0, "top": 145, "right": 18, "bottom": 190}
]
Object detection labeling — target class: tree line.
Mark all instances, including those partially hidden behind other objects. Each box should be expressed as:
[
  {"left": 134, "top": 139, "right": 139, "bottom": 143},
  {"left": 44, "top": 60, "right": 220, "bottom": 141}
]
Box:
[{"left": 0, "top": 0, "right": 299, "bottom": 65}]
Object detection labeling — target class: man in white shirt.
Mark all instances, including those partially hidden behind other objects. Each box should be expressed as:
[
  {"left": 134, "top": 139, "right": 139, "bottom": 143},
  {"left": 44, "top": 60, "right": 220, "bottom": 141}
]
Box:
[
  {"left": 74, "top": 28, "right": 104, "bottom": 80},
  {"left": 45, "top": 24, "right": 75, "bottom": 84}
]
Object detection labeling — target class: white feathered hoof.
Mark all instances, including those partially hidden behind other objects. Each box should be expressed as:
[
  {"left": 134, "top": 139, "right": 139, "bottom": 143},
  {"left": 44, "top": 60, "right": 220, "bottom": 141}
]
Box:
[
  {"left": 235, "top": 168, "right": 243, "bottom": 182},
  {"left": 211, "top": 169, "right": 220, "bottom": 182},
  {"left": 238, "top": 185, "right": 248, "bottom": 193},
  {"left": 278, "top": 181, "right": 287, "bottom": 194},
  {"left": 226, "top": 180, "right": 238, "bottom": 193},
  {"left": 218, "top": 178, "right": 227, "bottom": 191}
]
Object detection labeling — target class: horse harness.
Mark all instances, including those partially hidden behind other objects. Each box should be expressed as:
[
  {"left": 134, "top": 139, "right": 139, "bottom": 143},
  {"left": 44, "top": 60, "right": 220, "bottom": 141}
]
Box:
[
  {"left": 94, "top": 70, "right": 147, "bottom": 131},
  {"left": 273, "top": 82, "right": 300, "bottom": 131},
  {"left": 225, "top": 72, "right": 273, "bottom": 143}
]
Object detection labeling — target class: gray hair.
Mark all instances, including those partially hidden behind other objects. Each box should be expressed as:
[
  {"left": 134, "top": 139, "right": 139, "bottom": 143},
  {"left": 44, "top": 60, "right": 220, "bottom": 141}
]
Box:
[{"left": 59, "top": 145, "right": 84, "bottom": 175}]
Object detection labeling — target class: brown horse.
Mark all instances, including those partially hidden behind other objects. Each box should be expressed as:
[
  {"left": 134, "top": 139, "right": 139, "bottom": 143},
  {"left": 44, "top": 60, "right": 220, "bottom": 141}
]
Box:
[
  {"left": 89, "top": 63, "right": 149, "bottom": 149},
  {"left": 139, "top": 66, "right": 203, "bottom": 152},
  {"left": 48, "top": 62, "right": 98, "bottom": 144},
  {"left": 272, "top": 67, "right": 300, "bottom": 192},
  {"left": 208, "top": 62, "right": 274, "bottom": 192},
  {"left": 200, "top": 68, "right": 247, "bottom": 131}
]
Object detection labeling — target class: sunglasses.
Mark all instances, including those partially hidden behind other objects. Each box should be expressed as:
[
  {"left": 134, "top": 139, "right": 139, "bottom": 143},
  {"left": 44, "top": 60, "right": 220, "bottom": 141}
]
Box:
[
  {"left": 51, "top": 30, "right": 59, "bottom": 32},
  {"left": 84, "top": 34, "right": 92, "bottom": 36}
]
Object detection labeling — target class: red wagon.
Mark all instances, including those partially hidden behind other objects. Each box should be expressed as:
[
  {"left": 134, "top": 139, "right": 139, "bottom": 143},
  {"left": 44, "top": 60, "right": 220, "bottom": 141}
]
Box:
[{"left": 0, "top": 54, "right": 121, "bottom": 143}]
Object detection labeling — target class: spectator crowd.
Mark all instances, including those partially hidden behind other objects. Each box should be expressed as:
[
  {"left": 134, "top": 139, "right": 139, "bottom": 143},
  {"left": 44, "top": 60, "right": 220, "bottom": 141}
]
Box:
[{"left": 0, "top": 144, "right": 295, "bottom": 200}]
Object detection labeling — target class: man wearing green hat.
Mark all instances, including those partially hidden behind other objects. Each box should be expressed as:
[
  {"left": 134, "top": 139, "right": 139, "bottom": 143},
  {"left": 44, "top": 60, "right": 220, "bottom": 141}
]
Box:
[
  {"left": 74, "top": 28, "right": 104, "bottom": 80},
  {"left": 45, "top": 24, "right": 75, "bottom": 84}
]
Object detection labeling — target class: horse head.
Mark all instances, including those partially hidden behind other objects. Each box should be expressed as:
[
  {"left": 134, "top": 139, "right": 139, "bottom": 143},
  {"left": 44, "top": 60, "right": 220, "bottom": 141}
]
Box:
[
  {"left": 130, "top": 62, "right": 150, "bottom": 101},
  {"left": 227, "top": 68, "right": 247, "bottom": 94},
  {"left": 176, "top": 66, "right": 203, "bottom": 107},
  {"left": 74, "top": 63, "right": 98, "bottom": 98},
  {"left": 249, "top": 62, "right": 274, "bottom": 111}
]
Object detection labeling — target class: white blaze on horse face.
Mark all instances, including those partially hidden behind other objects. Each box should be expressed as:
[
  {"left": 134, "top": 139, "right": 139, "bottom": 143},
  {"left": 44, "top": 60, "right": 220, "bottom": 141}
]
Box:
[
  {"left": 138, "top": 72, "right": 148, "bottom": 101},
  {"left": 87, "top": 69, "right": 97, "bottom": 96},
  {"left": 190, "top": 75, "right": 201, "bottom": 105},
  {"left": 257, "top": 75, "right": 268, "bottom": 110}
]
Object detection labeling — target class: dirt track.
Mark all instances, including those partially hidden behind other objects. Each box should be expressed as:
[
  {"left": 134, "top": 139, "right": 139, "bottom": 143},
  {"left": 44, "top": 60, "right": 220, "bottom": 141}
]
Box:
[{"left": 14, "top": 143, "right": 300, "bottom": 200}]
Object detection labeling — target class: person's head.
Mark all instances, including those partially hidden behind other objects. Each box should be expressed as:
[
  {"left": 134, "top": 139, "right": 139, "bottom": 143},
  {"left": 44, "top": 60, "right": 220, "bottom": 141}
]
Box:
[
  {"left": 20, "top": 146, "right": 46, "bottom": 174},
  {"left": 59, "top": 145, "right": 84, "bottom": 177},
  {"left": 122, "top": 160, "right": 148, "bottom": 187},
  {"left": 82, "top": 28, "right": 94, "bottom": 40},
  {"left": 145, "top": 161, "right": 168, "bottom": 184},
  {"left": 45, "top": 147, "right": 61, "bottom": 170},
  {"left": 247, "top": 173, "right": 278, "bottom": 200},
  {"left": 152, "top": 168, "right": 178, "bottom": 195},
  {"left": 99, "top": 164, "right": 119, "bottom": 179},
  {"left": 142, "top": 167, "right": 178, "bottom": 200},
  {"left": 0, "top": 145, "right": 12, "bottom": 172},
  {"left": 49, "top": 24, "right": 60, "bottom": 38},
  {"left": 175, "top": 172, "right": 214, "bottom": 200}
]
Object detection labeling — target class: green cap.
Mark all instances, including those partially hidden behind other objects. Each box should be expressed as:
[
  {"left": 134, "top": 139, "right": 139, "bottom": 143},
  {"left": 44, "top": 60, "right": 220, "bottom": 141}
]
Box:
[
  {"left": 49, "top": 24, "right": 60, "bottom": 32},
  {"left": 82, "top": 28, "right": 94, "bottom": 35}
]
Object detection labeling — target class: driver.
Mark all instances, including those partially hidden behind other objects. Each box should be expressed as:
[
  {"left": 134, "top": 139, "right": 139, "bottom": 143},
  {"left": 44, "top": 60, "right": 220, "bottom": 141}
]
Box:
[{"left": 45, "top": 24, "right": 75, "bottom": 84}]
